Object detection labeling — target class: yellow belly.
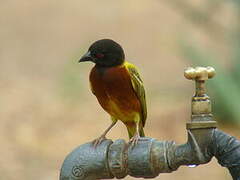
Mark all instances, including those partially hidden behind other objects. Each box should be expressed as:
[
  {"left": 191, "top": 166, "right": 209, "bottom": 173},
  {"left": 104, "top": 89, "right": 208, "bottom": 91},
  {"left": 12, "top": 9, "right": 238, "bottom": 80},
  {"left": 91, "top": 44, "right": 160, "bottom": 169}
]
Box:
[{"left": 107, "top": 100, "right": 138, "bottom": 123}]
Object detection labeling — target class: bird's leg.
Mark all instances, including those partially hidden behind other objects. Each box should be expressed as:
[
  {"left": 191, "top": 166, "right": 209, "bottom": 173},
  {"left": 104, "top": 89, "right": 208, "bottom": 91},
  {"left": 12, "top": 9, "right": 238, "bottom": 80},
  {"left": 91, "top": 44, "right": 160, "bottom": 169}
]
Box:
[
  {"left": 92, "top": 120, "right": 117, "bottom": 147},
  {"left": 129, "top": 119, "right": 141, "bottom": 147}
]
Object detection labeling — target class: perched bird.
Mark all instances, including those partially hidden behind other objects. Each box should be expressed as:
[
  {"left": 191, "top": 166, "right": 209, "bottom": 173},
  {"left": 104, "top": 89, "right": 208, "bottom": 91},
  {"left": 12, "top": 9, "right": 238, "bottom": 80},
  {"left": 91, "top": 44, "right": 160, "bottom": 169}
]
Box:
[{"left": 79, "top": 39, "right": 147, "bottom": 146}]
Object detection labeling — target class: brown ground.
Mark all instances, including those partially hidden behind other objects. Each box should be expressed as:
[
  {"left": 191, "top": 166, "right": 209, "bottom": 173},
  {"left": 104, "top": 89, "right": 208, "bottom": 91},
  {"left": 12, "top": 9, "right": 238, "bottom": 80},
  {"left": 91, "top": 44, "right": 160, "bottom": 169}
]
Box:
[{"left": 0, "top": 0, "right": 239, "bottom": 179}]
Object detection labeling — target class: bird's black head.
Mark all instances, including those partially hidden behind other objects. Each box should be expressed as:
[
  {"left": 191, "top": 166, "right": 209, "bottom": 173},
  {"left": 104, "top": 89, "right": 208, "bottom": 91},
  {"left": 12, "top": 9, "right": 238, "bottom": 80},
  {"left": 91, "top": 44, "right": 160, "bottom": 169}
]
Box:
[{"left": 79, "top": 39, "right": 125, "bottom": 67}]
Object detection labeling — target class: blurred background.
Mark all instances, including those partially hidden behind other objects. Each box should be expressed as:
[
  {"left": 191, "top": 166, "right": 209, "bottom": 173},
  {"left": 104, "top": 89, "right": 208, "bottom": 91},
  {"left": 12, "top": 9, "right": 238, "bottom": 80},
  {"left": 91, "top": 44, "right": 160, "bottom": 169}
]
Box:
[{"left": 1, "top": 0, "right": 240, "bottom": 179}]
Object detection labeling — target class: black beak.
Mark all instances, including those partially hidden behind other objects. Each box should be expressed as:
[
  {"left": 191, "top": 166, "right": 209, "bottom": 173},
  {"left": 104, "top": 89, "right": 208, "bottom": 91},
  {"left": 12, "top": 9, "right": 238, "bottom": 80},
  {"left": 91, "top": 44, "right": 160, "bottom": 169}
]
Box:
[{"left": 79, "top": 51, "right": 93, "bottom": 63}]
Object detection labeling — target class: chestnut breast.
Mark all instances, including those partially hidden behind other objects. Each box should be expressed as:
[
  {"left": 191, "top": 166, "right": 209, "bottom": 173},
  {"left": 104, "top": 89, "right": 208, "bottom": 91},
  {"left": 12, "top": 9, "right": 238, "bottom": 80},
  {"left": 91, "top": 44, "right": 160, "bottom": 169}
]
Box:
[{"left": 89, "top": 65, "right": 141, "bottom": 118}]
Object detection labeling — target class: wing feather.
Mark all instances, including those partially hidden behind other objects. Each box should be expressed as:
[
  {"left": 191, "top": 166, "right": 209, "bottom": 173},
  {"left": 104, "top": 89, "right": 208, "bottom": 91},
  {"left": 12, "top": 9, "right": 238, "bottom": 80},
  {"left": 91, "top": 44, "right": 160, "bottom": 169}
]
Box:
[{"left": 125, "top": 62, "right": 147, "bottom": 127}]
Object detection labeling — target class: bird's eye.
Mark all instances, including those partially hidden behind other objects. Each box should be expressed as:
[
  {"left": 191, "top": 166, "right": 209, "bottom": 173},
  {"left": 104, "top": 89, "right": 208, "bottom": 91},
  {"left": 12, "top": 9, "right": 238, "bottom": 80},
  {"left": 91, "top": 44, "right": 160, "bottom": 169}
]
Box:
[{"left": 95, "top": 53, "right": 104, "bottom": 59}]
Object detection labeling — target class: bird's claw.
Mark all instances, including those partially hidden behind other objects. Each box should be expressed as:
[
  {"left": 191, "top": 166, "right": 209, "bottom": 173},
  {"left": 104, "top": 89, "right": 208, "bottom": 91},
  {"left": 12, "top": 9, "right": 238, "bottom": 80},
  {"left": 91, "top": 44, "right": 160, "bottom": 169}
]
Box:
[
  {"left": 129, "top": 134, "right": 140, "bottom": 148},
  {"left": 92, "top": 136, "right": 106, "bottom": 148}
]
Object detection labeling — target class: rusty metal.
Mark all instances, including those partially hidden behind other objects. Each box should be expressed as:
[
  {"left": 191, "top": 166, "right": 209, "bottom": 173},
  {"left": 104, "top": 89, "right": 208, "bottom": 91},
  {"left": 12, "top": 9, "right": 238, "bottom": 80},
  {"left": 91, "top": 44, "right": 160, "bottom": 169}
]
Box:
[{"left": 60, "top": 66, "right": 240, "bottom": 180}]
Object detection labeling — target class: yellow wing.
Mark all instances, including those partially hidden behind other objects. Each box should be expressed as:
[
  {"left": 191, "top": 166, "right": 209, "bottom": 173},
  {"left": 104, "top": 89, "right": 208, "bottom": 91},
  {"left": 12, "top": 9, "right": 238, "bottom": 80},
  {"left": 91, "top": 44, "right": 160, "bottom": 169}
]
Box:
[{"left": 125, "top": 61, "right": 147, "bottom": 127}]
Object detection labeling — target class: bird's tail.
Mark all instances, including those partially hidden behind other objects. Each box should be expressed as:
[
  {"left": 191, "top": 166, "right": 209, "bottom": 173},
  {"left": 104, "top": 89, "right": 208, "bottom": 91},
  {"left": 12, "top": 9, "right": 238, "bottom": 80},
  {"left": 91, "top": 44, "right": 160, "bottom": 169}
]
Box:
[{"left": 127, "top": 125, "right": 145, "bottom": 139}]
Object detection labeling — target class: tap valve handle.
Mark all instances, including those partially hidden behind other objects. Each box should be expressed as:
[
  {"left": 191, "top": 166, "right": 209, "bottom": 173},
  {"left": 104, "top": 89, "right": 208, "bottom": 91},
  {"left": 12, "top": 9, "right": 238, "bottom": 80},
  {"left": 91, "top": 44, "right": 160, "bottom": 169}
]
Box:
[{"left": 184, "top": 66, "right": 217, "bottom": 128}]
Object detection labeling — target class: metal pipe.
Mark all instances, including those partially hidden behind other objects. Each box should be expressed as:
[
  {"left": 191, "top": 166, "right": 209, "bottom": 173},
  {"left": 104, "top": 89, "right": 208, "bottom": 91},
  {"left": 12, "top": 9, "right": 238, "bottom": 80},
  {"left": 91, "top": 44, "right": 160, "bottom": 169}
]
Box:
[
  {"left": 60, "top": 67, "right": 240, "bottom": 180},
  {"left": 59, "top": 128, "right": 240, "bottom": 179}
]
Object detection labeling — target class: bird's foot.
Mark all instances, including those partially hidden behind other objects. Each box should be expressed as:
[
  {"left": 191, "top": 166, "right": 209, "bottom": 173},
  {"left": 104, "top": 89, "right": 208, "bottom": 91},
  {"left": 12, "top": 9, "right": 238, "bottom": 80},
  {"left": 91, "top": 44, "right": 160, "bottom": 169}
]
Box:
[
  {"left": 92, "top": 135, "right": 106, "bottom": 148},
  {"left": 129, "top": 134, "right": 140, "bottom": 148}
]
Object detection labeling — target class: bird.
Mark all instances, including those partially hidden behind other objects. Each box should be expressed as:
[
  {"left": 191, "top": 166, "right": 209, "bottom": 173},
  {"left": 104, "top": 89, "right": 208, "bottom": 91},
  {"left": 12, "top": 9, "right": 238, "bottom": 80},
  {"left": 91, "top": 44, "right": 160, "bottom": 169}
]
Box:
[{"left": 79, "top": 39, "right": 147, "bottom": 147}]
